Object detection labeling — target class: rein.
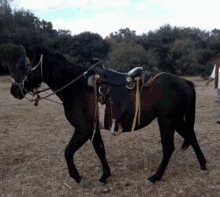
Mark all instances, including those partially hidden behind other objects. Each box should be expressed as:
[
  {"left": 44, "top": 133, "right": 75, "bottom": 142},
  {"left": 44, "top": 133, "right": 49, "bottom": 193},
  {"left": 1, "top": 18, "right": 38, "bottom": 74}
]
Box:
[{"left": 29, "top": 59, "right": 103, "bottom": 106}]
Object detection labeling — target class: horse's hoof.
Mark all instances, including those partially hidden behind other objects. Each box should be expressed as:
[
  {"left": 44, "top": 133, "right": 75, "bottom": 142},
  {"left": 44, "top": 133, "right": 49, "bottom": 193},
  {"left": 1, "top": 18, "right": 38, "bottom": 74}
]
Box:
[
  {"left": 146, "top": 180, "right": 154, "bottom": 186},
  {"left": 79, "top": 177, "right": 90, "bottom": 188},
  {"left": 201, "top": 170, "right": 209, "bottom": 175},
  {"left": 96, "top": 181, "right": 106, "bottom": 186}
]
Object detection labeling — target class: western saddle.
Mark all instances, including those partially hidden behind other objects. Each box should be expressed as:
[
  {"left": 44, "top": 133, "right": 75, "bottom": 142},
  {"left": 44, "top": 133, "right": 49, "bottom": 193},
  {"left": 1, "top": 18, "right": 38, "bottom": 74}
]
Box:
[
  {"left": 93, "top": 65, "right": 144, "bottom": 86},
  {"left": 89, "top": 62, "right": 161, "bottom": 140}
]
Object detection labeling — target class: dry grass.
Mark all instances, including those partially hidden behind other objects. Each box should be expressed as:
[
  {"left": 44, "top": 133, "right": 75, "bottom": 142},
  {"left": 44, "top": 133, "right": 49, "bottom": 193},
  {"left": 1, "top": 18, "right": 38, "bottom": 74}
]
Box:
[{"left": 0, "top": 75, "right": 220, "bottom": 197}]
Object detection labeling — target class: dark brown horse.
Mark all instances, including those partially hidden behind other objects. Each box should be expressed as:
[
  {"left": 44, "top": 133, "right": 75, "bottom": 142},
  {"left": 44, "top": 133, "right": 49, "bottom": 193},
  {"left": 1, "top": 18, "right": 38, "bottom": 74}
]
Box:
[{"left": 9, "top": 47, "right": 207, "bottom": 186}]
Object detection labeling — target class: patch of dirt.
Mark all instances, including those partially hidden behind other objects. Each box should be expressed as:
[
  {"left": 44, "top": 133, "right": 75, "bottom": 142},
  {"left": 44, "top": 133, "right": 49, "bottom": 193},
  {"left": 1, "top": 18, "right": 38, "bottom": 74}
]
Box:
[{"left": 1, "top": 75, "right": 220, "bottom": 197}]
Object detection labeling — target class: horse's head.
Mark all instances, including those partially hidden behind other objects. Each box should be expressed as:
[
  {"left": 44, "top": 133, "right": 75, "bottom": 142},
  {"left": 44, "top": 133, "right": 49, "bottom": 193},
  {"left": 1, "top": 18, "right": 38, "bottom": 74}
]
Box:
[
  {"left": 9, "top": 53, "right": 32, "bottom": 99},
  {"left": 10, "top": 52, "right": 43, "bottom": 99}
]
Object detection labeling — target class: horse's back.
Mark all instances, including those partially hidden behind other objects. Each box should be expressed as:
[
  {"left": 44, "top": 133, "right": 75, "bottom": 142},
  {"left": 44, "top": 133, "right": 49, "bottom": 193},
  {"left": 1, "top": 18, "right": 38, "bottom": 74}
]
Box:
[
  {"left": 159, "top": 73, "right": 195, "bottom": 98},
  {"left": 150, "top": 73, "right": 195, "bottom": 115}
]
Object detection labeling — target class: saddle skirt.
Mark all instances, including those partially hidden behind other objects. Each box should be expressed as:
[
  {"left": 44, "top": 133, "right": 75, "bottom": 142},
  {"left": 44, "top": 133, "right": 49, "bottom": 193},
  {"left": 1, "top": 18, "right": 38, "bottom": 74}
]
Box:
[{"left": 97, "top": 102, "right": 123, "bottom": 135}]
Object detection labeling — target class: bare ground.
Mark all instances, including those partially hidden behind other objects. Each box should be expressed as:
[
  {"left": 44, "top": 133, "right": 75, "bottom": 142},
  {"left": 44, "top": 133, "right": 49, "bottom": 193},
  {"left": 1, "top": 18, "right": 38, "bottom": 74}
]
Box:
[{"left": 0, "top": 75, "right": 220, "bottom": 197}]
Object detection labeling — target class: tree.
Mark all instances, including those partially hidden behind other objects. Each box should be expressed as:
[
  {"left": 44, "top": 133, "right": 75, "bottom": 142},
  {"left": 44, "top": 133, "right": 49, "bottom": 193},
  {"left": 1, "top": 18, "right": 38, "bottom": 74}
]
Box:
[
  {"left": 0, "top": 43, "right": 25, "bottom": 74},
  {"left": 55, "top": 32, "right": 111, "bottom": 66},
  {"left": 105, "top": 31, "right": 150, "bottom": 71}
]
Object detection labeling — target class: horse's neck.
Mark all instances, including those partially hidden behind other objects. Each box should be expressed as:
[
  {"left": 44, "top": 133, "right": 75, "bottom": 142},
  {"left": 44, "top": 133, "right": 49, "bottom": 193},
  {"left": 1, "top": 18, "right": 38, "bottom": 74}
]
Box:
[{"left": 42, "top": 62, "right": 88, "bottom": 102}]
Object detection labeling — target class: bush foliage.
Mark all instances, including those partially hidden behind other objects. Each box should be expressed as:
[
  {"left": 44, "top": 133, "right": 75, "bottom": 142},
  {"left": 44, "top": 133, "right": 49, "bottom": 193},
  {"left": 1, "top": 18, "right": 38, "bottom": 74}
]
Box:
[{"left": 0, "top": 3, "right": 220, "bottom": 77}]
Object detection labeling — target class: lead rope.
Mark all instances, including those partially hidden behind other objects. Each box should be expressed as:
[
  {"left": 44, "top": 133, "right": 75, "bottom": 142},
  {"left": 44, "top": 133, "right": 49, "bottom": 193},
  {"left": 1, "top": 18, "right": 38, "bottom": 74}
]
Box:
[{"left": 32, "top": 61, "right": 102, "bottom": 106}]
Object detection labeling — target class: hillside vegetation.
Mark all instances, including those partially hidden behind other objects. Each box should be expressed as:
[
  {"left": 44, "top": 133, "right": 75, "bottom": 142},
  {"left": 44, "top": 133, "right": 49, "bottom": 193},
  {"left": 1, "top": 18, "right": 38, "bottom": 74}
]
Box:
[{"left": 1, "top": 3, "right": 220, "bottom": 76}]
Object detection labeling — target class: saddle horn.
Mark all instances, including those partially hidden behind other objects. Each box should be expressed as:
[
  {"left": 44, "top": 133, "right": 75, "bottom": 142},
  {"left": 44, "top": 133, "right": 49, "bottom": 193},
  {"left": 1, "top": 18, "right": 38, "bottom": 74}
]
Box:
[{"left": 93, "top": 58, "right": 107, "bottom": 77}]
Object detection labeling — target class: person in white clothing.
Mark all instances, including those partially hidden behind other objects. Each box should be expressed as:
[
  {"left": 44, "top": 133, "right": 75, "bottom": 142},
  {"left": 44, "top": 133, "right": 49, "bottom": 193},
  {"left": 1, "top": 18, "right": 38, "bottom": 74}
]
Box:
[{"left": 206, "top": 53, "right": 220, "bottom": 123}]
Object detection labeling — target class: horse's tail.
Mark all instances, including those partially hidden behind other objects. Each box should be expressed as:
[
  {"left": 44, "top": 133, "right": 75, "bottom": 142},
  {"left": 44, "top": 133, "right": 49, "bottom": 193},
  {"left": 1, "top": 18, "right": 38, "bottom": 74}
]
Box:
[{"left": 181, "top": 79, "right": 196, "bottom": 151}]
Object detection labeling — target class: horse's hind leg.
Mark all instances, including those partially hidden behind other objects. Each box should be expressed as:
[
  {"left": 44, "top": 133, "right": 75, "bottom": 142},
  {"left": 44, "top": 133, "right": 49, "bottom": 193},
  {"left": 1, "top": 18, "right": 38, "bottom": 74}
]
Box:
[
  {"left": 92, "top": 128, "right": 111, "bottom": 185},
  {"left": 65, "top": 129, "right": 89, "bottom": 184},
  {"left": 148, "top": 117, "right": 175, "bottom": 183},
  {"left": 176, "top": 120, "right": 207, "bottom": 171}
]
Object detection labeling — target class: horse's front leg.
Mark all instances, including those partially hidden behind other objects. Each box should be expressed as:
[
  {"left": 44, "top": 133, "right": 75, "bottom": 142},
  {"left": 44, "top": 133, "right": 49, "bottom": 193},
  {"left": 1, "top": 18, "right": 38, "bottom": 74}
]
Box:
[
  {"left": 92, "top": 128, "right": 111, "bottom": 186},
  {"left": 64, "top": 128, "right": 89, "bottom": 184}
]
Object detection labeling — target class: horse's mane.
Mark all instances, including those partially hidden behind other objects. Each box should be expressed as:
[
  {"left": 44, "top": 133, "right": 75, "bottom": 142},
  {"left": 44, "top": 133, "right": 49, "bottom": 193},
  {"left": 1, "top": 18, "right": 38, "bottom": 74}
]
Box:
[
  {"left": 28, "top": 47, "right": 89, "bottom": 75},
  {"left": 54, "top": 50, "right": 88, "bottom": 74}
]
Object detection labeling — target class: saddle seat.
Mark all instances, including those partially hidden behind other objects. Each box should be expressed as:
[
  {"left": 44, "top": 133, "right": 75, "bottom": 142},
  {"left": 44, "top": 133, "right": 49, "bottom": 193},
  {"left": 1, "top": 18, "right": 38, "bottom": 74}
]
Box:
[{"left": 99, "top": 67, "right": 144, "bottom": 86}]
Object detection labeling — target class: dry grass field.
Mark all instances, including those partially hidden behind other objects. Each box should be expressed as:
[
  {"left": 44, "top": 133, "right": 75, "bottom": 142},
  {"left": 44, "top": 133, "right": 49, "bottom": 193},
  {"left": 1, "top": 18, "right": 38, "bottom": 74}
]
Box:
[{"left": 0, "top": 75, "right": 220, "bottom": 197}]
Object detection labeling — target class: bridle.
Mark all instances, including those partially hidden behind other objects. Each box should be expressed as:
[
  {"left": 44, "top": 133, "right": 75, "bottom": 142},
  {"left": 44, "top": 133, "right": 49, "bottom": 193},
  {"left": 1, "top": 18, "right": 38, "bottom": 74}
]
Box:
[
  {"left": 29, "top": 54, "right": 44, "bottom": 81},
  {"left": 12, "top": 55, "right": 104, "bottom": 106},
  {"left": 11, "top": 56, "right": 32, "bottom": 98},
  {"left": 11, "top": 55, "right": 43, "bottom": 102}
]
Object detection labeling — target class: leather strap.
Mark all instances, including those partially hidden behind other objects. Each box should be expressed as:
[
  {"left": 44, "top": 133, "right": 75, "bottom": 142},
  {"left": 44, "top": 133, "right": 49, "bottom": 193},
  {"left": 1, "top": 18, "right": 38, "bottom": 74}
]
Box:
[
  {"left": 130, "top": 76, "right": 141, "bottom": 135},
  {"left": 91, "top": 74, "right": 99, "bottom": 141}
]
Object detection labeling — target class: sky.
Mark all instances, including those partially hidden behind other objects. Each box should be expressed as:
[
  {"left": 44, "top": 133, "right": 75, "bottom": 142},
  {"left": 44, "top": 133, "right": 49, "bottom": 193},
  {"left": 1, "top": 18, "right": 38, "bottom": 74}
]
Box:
[{"left": 10, "top": 0, "right": 220, "bottom": 39}]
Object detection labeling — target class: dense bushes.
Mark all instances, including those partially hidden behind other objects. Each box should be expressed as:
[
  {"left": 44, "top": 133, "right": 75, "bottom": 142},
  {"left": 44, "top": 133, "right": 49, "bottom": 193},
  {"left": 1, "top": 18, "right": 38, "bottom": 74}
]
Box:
[{"left": 0, "top": 3, "right": 219, "bottom": 76}]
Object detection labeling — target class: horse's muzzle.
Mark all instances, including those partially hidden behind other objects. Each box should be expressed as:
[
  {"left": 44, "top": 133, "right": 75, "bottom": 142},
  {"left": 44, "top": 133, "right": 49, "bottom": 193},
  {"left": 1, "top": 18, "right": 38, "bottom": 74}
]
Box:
[{"left": 10, "top": 84, "right": 26, "bottom": 100}]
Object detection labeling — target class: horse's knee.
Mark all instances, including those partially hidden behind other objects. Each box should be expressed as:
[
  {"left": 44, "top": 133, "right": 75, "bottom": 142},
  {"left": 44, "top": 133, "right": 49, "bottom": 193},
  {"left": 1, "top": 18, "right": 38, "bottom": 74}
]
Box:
[{"left": 65, "top": 146, "right": 74, "bottom": 159}]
